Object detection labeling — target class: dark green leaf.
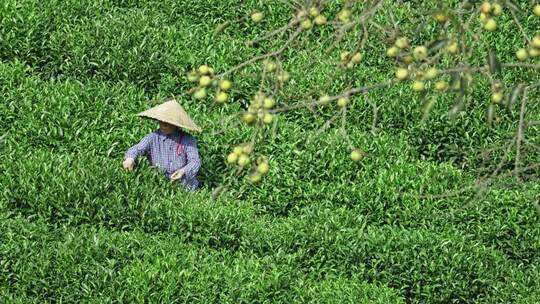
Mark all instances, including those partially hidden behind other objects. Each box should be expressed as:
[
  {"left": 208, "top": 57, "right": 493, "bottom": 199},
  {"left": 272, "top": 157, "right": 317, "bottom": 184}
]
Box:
[
  {"left": 487, "top": 50, "right": 501, "bottom": 74},
  {"left": 448, "top": 72, "right": 462, "bottom": 92},
  {"left": 459, "top": 76, "right": 468, "bottom": 95},
  {"left": 427, "top": 39, "right": 448, "bottom": 55}
]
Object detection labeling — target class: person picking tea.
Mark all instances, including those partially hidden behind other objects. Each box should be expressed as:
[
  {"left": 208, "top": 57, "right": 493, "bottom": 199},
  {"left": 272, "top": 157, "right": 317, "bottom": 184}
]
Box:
[{"left": 123, "top": 98, "right": 202, "bottom": 191}]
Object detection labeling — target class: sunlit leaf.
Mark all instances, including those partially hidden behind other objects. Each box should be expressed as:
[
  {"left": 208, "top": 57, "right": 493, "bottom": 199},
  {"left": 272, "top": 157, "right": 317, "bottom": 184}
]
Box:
[{"left": 420, "top": 96, "right": 436, "bottom": 121}]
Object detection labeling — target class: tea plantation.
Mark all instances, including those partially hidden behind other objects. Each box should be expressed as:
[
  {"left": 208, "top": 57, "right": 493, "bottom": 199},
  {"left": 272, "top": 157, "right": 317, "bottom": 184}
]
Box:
[{"left": 1, "top": 0, "right": 540, "bottom": 303}]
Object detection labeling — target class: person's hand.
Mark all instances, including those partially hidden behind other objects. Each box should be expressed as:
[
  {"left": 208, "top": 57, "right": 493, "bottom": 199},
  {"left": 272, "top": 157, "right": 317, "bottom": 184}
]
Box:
[
  {"left": 123, "top": 158, "right": 135, "bottom": 172},
  {"left": 170, "top": 169, "right": 184, "bottom": 182}
]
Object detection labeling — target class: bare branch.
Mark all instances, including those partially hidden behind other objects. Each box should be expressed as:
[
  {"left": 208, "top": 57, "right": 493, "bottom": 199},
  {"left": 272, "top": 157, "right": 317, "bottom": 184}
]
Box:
[
  {"left": 218, "top": 27, "right": 304, "bottom": 78},
  {"left": 509, "top": 9, "right": 532, "bottom": 45},
  {"left": 514, "top": 88, "right": 529, "bottom": 176}
]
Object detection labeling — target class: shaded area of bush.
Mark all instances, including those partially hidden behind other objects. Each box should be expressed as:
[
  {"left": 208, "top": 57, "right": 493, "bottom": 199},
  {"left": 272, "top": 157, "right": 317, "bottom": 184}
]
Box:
[
  {"left": 0, "top": 215, "right": 406, "bottom": 303},
  {"left": 2, "top": 144, "right": 539, "bottom": 302}
]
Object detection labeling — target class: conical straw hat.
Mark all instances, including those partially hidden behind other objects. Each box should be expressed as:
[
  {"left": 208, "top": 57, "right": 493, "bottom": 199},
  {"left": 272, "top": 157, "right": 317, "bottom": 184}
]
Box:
[{"left": 137, "top": 98, "right": 202, "bottom": 132}]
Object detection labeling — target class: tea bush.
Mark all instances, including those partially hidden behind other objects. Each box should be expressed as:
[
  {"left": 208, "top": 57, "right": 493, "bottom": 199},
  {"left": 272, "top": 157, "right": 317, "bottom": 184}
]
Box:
[{"left": 1, "top": 0, "right": 540, "bottom": 303}]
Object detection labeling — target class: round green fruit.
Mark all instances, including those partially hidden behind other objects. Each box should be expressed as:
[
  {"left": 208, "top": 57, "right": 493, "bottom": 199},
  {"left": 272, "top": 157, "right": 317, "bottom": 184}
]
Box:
[
  {"left": 412, "top": 80, "right": 425, "bottom": 92},
  {"left": 257, "top": 162, "right": 269, "bottom": 174},
  {"left": 516, "top": 48, "right": 528, "bottom": 61},
  {"left": 219, "top": 80, "right": 232, "bottom": 91},
  {"left": 215, "top": 92, "right": 228, "bottom": 103},
  {"left": 314, "top": 15, "right": 327, "bottom": 25},
  {"left": 193, "top": 88, "right": 207, "bottom": 99},
  {"left": 413, "top": 46, "right": 428, "bottom": 61},
  {"left": 350, "top": 149, "right": 365, "bottom": 162},
  {"left": 251, "top": 11, "right": 264, "bottom": 23},
  {"left": 395, "top": 68, "right": 408, "bottom": 80},
  {"left": 226, "top": 153, "right": 238, "bottom": 164}
]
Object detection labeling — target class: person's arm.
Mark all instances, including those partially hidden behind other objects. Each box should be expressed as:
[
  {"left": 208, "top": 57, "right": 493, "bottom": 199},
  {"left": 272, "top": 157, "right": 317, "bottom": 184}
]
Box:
[
  {"left": 179, "top": 134, "right": 201, "bottom": 181},
  {"left": 124, "top": 132, "right": 155, "bottom": 165}
]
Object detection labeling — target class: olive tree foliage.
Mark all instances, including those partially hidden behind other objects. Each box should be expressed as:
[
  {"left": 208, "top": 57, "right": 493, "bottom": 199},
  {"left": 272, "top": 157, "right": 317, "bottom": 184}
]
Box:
[{"left": 183, "top": 0, "right": 540, "bottom": 199}]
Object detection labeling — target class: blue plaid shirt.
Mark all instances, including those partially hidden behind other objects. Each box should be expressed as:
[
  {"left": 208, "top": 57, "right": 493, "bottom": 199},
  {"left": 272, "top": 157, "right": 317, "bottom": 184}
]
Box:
[{"left": 125, "top": 130, "right": 201, "bottom": 191}]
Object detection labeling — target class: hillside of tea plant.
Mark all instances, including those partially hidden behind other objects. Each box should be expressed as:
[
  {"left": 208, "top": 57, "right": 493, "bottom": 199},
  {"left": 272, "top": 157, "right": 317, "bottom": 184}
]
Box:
[{"left": 1, "top": 0, "right": 540, "bottom": 303}]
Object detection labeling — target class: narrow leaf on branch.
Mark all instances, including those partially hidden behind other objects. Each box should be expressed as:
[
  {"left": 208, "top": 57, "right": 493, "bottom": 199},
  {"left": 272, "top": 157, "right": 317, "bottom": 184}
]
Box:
[
  {"left": 413, "top": 20, "right": 429, "bottom": 37},
  {"left": 459, "top": 76, "right": 468, "bottom": 95},
  {"left": 427, "top": 39, "right": 448, "bottom": 55},
  {"left": 507, "top": 83, "right": 524, "bottom": 115},
  {"left": 486, "top": 104, "right": 495, "bottom": 125},
  {"left": 487, "top": 50, "right": 501, "bottom": 74},
  {"left": 449, "top": 72, "right": 460, "bottom": 90},
  {"left": 420, "top": 96, "right": 436, "bottom": 121},
  {"left": 448, "top": 96, "right": 464, "bottom": 119},
  {"left": 214, "top": 21, "right": 231, "bottom": 36}
]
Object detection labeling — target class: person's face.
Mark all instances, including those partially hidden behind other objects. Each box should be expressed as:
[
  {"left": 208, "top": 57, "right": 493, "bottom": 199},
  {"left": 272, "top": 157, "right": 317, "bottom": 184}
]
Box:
[{"left": 159, "top": 121, "right": 178, "bottom": 134}]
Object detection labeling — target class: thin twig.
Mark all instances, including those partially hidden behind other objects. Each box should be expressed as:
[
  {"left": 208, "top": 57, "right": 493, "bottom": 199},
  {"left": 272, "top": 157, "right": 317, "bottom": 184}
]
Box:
[
  {"left": 218, "top": 27, "right": 304, "bottom": 78},
  {"left": 304, "top": 111, "right": 342, "bottom": 146},
  {"left": 269, "top": 80, "right": 395, "bottom": 114},
  {"left": 523, "top": 139, "right": 540, "bottom": 152},
  {"left": 246, "top": 19, "right": 297, "bottom": 46},
  {"left": 509, "top": 9, "right": 532, "bottom": 45},
  {"left": 514, "top": 88, "right": 529, "bottom": 176},
  {"left": 367, "top": 96, "right": 380, "bottom": 134}
]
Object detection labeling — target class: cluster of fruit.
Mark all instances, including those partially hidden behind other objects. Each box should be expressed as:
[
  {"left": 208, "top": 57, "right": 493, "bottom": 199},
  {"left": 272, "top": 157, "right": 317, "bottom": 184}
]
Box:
[
  {"left": 489, "top": 82, "right": 505, "bottom": 105},
  {"left": 395, "top": 65, "right": 441, "bottom": 92},
  {"left": 388, "top": 38, "right": 429, "bottom": 61},
  {"left": 252, "top": 6, "right": 328, "bottom": 29},
  {"left": 387, "top": 37, "right": 448, "bottom": 93},
  {"left": 388, "top": 36, "right": 459, "bottom": 62},
  {"left": 316, "top": 94, "right": 350, "bottom": 108},
  {"left": 242, "top": 91, "right": 276, "bottom": 125},
  {"left": 248, "top": 156, "right": 270, "bottom": 183},
  {"left": 295, "top": 7, "right": 327, "bottom": 29},
  {"left": 262, "top": 59, "right": 290, "bottom": 82},
  {"left": 479, "top": 1, "right": 503, "bottom": 32},
  {"left": 226, "top": 143, "right": 253, "bottom": 167},
  {"left": 516, "top": 35, "right": 540, "bottom": 61},
  {"left": 226, "top": 143, "right": 270, "bottom": 183},
  {"left": 339, "top": 50, "right": 362, "bottom": 69},
  {"left": 337, "top": 8, "right": 352, "bottom": 23},
  {"left": 187, "top": 65, "right": 232, "bottom": 103}
]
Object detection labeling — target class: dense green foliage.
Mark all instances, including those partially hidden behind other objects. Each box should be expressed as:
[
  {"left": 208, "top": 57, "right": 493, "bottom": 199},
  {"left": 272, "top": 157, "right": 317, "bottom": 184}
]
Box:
[{"left": 1, "top": 0, "right": 540, "bottom": 303}]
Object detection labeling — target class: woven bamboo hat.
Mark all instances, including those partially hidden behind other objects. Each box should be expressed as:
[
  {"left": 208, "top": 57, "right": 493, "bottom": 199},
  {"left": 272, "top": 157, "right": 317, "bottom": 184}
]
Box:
[{"left": 137, "top": 98, "right": 202, "bottom": 132}]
